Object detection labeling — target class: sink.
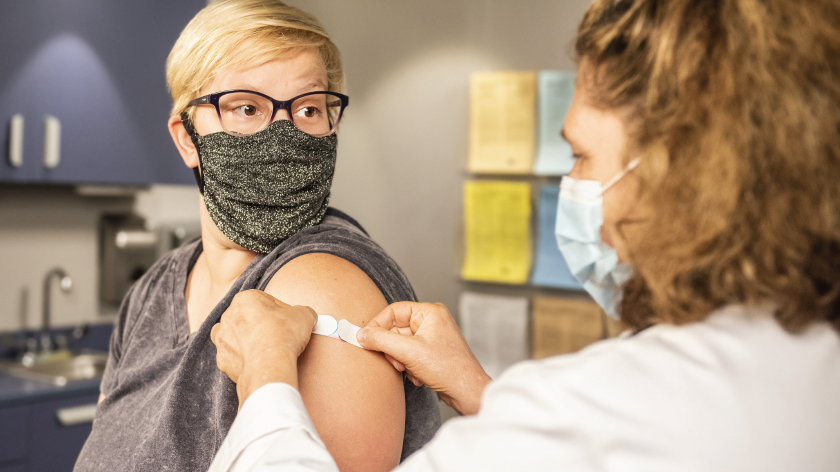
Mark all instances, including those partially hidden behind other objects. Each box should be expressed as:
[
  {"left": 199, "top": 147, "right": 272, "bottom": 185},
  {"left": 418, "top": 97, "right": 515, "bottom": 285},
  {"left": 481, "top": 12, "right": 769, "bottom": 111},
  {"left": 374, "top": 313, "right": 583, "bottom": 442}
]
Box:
[{"left": 0, "top": 351, "right": 107, "bottom": 386}]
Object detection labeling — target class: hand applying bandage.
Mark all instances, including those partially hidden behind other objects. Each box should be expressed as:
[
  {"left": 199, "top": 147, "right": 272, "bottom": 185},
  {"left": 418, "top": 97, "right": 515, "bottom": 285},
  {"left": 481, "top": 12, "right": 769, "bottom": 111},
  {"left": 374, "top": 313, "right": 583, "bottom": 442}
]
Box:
[
  {"left": 356, "top": 302, "right": 492, "bottom": 416},
  {"left": 211, "top": 290, "right": 317, "bottom": 407}
]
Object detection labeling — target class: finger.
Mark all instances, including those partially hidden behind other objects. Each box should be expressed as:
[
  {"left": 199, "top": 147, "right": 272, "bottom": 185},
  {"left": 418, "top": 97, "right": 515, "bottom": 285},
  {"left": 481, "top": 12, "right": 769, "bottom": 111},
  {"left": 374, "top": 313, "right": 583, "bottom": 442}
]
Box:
[
  {"left": 356, "top": 326, "right": 417, "bottom": 364},
  {"left": 411, "top": 302, "right": 449, "bottom": 334},
  {"left": 210, "top": 324, "right": 220, "bottom": 346},
  {"left": 394, "top": 326, "right": 414, "bottom": 336},
  {"left": 365, "top": 304, "right": 399, "bottom": 330},
  {"left": 407, "top": 373, "right": 423, "bottom": 387},
  {"left": 366, "top": 302, "right": 429, "bottom": 334},
  {"left": 264, "top": 290, "right": 291, "bottom": 308},
  {"left": 384, "top": 353, "right": 406, "bottom": 372},
  {"left": 215, "top": 348, "right": 227, "bottom": 373},
  {"left": 365, "top": 301, "right": 426, "bottom": 330},
  {"left": 384, "top": 354, "right": 405, "bottom": 372},
  {"left": 217, "top": 358, "right": 238, "bottom": 384},
  {"left": 387, "top": 359, "right": 404, "bottom": 372},
  {"left": 234, "top": 289, "right": 289, "bottom": 310},
  {"left": 215, "top": 345, "right": 232, "bottom": 378},
  {"left": 233, "top": 289, "right": 268, "bottom": 305},
  {"left": 293, "top": 305, "right": 318, "bottom": 328}
]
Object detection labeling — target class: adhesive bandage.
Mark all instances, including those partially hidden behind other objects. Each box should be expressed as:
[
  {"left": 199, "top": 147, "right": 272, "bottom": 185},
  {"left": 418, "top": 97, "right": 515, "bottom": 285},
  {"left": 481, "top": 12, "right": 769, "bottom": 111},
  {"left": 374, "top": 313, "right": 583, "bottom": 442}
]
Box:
[
  {"left": 337, "top": 319, "right": 363, "bottom": 348},
  {"left": 313, "top": 315, "right": 363, "bottom": 348}
]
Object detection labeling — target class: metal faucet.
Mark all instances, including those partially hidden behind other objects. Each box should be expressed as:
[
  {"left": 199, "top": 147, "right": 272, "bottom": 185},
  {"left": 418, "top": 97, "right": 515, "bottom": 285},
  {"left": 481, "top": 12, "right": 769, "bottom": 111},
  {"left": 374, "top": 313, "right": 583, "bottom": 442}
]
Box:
[{"left": 41, "top": 268, "right": 72, "bottom": 352}]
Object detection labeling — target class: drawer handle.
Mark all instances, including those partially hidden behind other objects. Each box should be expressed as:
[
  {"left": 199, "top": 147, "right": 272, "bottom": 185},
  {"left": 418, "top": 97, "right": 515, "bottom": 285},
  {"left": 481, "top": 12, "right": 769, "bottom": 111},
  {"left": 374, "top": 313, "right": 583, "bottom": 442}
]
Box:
[
  {"left": 8, "top": 114, "right": 23, "bottom": 168},
  {"left": 56, "top": 403, "right": 97, "bottom": 426},
  {"left": 43, "top": 115, "right": 61, "bottom": 169}
]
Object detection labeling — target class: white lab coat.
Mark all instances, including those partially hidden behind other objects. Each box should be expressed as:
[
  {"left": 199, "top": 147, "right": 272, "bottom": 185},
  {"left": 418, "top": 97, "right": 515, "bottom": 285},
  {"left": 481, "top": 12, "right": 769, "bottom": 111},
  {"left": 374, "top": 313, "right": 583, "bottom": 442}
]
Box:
[{"left": 208, "top": 304, "right": 840, "bottom": 472}]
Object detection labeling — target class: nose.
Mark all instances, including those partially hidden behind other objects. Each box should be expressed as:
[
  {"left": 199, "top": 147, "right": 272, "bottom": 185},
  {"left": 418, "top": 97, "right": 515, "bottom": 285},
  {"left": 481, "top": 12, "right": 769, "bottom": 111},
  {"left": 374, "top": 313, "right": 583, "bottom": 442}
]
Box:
[{"left": 271, "top": 108, "right": 291, "bottom": 123}]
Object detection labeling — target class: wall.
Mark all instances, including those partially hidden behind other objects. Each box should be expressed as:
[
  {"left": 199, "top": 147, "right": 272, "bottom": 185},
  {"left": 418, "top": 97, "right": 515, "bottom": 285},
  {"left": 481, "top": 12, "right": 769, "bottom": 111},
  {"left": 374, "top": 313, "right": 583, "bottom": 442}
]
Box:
[
  {"left": 0, "top": 184, "right": 199, "bottom": 332},
  {"left": 285, "top": 0, "right": 591, "bottom": 316}
]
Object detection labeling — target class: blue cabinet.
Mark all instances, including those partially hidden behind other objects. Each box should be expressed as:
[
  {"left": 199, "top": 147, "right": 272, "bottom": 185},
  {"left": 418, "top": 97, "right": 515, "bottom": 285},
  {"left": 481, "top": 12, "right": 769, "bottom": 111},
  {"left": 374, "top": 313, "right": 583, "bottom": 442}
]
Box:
[
  {"left": 0, "top": 0, "right": 206, "bottom": 186},
  {"left": 0, "top": 391, "right": 99, "bottom": 472},
  {"left": 29, "top": 394, "right": 100, "bottom": 472},
  {"left": 0, "top": 406, "right": 27, "bottom": 464},
  {"left": 0, "top": 325, "right": 113, "bottom": 471}
]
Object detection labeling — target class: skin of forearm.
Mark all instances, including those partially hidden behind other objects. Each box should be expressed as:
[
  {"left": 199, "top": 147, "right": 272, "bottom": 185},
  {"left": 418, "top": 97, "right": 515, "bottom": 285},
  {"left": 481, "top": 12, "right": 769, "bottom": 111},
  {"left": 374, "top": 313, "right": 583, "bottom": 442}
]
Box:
[
  {"left": 447, "top": 369, "right": 492, "bottom": 416},
  {"left": 236, "top": 349, "right": 300, "bottom": 407}
]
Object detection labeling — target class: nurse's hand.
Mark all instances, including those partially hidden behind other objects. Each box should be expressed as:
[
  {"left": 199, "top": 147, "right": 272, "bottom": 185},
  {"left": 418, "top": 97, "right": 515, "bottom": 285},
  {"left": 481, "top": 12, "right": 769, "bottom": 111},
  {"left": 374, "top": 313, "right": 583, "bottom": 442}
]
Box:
[
  {"left": 211, "top": 290, "right": 317, "bottom": 407},
  {"left": 357, "top": 302, "right": 491, "bottom": 416}
]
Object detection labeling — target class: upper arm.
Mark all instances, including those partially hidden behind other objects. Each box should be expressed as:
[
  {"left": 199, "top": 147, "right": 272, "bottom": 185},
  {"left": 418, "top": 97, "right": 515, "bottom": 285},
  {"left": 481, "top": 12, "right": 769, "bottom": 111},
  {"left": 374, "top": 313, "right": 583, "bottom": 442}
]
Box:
[{"left": 264, "top": 253, "right": 405, "bottom": 472}]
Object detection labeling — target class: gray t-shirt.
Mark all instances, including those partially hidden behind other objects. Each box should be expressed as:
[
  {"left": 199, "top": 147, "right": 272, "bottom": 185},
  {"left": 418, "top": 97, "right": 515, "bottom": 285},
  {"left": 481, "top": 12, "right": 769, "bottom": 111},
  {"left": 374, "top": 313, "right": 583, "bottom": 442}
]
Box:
[{"left": 75, "top": 209, "right": 441, "bottom": 472}]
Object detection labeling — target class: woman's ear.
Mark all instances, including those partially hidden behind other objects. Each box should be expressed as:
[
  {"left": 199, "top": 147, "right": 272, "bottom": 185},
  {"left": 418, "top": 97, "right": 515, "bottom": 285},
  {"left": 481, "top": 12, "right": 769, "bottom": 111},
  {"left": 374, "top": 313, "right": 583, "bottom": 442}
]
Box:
[{"left": 168, "top": 115, "right": 199, "bottom": 169}]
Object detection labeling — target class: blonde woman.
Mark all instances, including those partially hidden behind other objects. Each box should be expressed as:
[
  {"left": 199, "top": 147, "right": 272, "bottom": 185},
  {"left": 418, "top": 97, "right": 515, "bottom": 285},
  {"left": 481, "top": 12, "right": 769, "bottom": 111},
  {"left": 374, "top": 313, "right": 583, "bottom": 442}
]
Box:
[
  {"left": 74, "top": 1, "right": 439, "bottom": 471},
  {"left": 208, "top": 0, "right": 840, "bottom": 470}
]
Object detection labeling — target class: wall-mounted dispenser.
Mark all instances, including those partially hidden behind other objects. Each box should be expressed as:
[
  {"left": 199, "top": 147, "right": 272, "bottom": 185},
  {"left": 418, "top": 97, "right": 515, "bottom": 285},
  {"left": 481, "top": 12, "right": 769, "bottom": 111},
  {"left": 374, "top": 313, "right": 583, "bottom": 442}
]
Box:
[{"left": 99, "top": 214, "right": 200, "bottom": 308}]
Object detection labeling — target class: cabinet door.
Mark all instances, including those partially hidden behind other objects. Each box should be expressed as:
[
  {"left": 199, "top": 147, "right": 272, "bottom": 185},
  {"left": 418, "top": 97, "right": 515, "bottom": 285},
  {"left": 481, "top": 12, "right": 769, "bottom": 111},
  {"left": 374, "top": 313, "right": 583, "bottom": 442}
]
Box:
[
  {"left": 0, "top": 0, "right": 205, "bottom": 185},
  {"left": 0, "top": 405, "right": 29, "bottom": 464},
  {"left": 0, "top": 1, "right": 45, "bottom": 183},
  {"left": 27, "top": 393, "right": 99, "bottom": 472}
]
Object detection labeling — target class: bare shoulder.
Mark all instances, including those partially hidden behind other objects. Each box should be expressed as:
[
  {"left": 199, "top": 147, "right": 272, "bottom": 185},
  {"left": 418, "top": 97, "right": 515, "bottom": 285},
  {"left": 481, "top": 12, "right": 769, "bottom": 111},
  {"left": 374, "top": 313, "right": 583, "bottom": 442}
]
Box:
[
  {"left": 263, "top": 252, "right": 387, "bottom": 325},
  {"left": 263, "top": 252, "right": 406, "bottom": 472}
]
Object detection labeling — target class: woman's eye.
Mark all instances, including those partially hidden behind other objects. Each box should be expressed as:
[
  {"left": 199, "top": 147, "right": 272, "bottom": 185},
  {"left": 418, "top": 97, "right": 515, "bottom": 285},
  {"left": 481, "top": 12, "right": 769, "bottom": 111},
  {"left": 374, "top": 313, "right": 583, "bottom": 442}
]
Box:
[
  {"left": 234, "top": 105, "right": 259, "bottom": 117},
  {"left": 296, "top": 106, "right": 320, "bottom": 119}
]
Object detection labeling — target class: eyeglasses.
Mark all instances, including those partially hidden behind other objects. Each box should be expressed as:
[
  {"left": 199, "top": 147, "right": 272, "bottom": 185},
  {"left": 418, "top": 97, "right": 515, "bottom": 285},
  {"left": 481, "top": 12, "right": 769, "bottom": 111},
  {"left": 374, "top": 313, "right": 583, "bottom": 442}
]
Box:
[{"left": 186, "top": 90, "right": 349, "bottom": 137}]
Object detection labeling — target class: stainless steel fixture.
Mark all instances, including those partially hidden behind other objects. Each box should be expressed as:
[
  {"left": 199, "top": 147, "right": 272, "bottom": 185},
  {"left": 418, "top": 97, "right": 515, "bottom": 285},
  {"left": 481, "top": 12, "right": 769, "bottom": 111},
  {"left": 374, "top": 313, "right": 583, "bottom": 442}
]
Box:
[
  {"left": 0, "top": 351, "right": 107, "bottom": 386},
  {"left": 99, "top": 214, "right": 200, "bottom": 308},
  {"left": 41, "top": 267, "right": 72, "bottom": 352}
]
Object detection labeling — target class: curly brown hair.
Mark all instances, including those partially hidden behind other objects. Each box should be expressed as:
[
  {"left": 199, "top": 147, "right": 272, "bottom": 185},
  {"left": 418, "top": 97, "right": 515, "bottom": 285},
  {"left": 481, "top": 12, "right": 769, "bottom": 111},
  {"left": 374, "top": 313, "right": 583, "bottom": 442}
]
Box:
[{"left": 574, "top": 0, "right": 840, "bottom": 332}]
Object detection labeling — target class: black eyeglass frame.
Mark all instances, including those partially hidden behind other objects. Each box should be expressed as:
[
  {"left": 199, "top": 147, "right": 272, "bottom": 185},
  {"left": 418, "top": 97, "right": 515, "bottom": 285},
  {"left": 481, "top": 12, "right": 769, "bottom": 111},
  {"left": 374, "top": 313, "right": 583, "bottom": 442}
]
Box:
[{"left": 186, "top": 89, "right": 349, "bottom": 137}]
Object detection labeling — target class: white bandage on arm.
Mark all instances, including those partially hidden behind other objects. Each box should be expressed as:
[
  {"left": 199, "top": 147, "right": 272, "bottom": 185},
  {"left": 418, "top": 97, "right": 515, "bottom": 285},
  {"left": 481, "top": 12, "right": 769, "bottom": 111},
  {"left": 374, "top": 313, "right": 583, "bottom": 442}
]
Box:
[
  {"left": 313, "top": 315, "right": 339, "bottom": 337},
  {"left": 337, "top": 319, "right": 363, "bottom": 348},
  {"left": 312, "top": 315, "right": 363, "bottom": 348}
]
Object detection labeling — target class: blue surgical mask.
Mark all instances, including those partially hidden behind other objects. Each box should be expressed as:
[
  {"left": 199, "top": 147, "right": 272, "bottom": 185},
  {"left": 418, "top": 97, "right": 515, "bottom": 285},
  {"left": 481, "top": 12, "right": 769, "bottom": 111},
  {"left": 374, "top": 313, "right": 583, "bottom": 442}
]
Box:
[{"left": 555, "top": 158, "right": 640, "bottom": 319}]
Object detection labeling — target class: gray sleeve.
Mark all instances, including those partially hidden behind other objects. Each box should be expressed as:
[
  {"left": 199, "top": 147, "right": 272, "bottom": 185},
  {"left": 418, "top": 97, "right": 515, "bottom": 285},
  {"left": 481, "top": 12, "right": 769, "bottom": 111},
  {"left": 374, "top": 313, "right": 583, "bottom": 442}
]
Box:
[
  {"left": 99, "top": 250, "right": 171, "bottom": 396},
  {"left": 100, "top": 283, "right": 135, "bottom": 396},
  {"left": 401, "top": 379, "right": 442, "bottom": 461},
  {"left": 256, "top": 225, "right": 417, "bottom": 304}
]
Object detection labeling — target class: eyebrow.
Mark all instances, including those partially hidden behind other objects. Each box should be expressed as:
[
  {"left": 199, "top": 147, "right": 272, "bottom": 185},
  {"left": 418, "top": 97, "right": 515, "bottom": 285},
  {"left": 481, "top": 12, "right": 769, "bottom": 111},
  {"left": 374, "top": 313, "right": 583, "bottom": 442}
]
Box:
[
  {"left": 301, "top": 81, "right": 327, "bottom": 92},
  {"left": 224, "top": 80, "right": 328, "bottom": 98},
  {"left": 291, "top": 64, "right": 329, "bottom": 91},
  {"left": 227, "top": 83, "right": 260, "bottom": 92}
]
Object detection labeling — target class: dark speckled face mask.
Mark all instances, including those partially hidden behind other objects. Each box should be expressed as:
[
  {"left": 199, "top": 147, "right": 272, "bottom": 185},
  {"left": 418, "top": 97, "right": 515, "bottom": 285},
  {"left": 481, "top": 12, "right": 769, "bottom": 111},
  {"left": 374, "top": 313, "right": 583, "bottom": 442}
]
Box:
[{"left": 183, "top": 117, "right": 337, "bottom": 254}]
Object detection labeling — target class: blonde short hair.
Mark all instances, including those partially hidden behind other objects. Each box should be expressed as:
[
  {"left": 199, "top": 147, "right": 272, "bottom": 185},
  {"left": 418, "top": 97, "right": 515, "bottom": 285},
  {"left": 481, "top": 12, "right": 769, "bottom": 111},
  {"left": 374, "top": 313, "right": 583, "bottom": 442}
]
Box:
[{"left": 166, "top": 0, "right": 344, "bottom": 118}]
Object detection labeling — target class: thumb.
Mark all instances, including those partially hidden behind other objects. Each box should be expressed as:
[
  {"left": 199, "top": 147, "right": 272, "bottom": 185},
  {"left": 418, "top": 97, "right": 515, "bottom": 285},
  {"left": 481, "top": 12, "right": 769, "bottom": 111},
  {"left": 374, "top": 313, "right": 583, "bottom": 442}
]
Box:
[{"left": 357, "top": 326, "right": 416, "bottom": 362}]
